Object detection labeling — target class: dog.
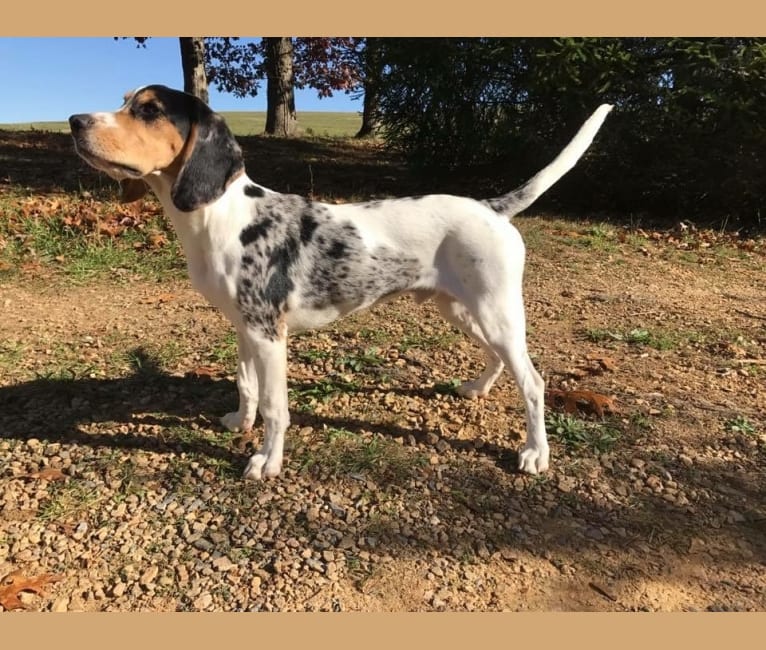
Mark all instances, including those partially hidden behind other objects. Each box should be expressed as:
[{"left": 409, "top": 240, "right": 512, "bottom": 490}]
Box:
[{"left": 69, "top": 85, "right": 612, "bottom": 480}]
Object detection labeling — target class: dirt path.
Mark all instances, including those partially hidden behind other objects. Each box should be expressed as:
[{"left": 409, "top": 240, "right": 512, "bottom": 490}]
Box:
[{"left": 1, "top": 217, "right": 764, "bottom": 611}]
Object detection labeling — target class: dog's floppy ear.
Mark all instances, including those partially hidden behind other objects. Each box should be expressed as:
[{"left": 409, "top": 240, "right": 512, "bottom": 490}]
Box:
[
  {"left": 170, "top": 103, "right": 245, "bottom": 212},
  {"left": 119, "top": 178, "right": 148, "bottom": 203}
]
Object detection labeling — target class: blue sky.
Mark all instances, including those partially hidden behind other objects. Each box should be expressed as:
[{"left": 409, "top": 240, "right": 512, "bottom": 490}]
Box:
[{"left": 0, "top": 37, "right": 360, "bottom": 123}]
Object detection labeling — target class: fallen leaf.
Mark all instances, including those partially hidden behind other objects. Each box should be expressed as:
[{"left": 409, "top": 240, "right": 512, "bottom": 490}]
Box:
[
  {"left": 25, "top": 468, "right": 67, "bottom": 482},
  {"left": 546, "top": 388, "right": 617, "bottom": 417},
  {"left": 0, "top": 571, "right": 61, "bottom": 611},
  {"left": 585, "top": 355, "right": 618, "bottom": 372},
  {"left": 187, "top": 365, "right": 219, "bottom": 378},
  {"left": 139, "top": 293, "right": 176, "bottom": 305}
]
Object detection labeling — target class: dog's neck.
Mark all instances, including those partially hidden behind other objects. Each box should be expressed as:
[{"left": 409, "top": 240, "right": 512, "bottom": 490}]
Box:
[{"left": 143, "top": 170, "right": 250, "bottom": 235}]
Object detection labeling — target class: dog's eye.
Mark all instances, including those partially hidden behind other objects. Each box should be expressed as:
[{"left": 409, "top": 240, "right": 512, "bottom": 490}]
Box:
[{"left": 136, "top": 102, "right": 162, "bottom": 119}]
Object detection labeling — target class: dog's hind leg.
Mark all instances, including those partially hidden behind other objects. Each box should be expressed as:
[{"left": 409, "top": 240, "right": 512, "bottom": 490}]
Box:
[
  {"left": 462, "top": 291, "right": 549, "bottom": 474},
  {"left": 433, "top": 293, "right": 504, "bottom": 399}
]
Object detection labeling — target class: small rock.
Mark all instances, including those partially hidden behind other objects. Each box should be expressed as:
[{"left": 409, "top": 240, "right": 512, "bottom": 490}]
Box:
[
  {"left": 51, "top": 597, "right": 69, "bottom": 612},
  {"left": 19, "top": 592, "right": 36, "bottom": 605},
  {"left": 338, "top": 535, "right": 355, "bottom": 550},
  {"left": 557, "top": 476, "right": 576, "bottom": 493},
  {"left": 728, "top": 510, "right": 745, "bottom": 523},
  {"left": 112, "top": 582, "right": 126, "bottom": 597},
  {"left": 193, "top": 593, "right": 213, "bottom": 610},
  {"left": 140, "top": 566, "right": 159, "bottom": 586},
  {"left": 212, "top": 556, "right": 236, "bottom": 572},
  {"left": 630, "top": 458, "right": 646, "bottom": 469},
  {"left": 176, "top": 565, "right": 189, "bottom": 585}
]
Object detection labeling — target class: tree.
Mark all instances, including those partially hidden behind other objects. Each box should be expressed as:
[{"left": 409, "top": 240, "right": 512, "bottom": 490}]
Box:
[
  {"left": 355, "top": 37, "right": 383, "bottom": 138},
  {"left": 179, "top": 37, "right": 209, "bottom": 103},
  {"left": 205, "top": 37, "right": 372, "bottom": 137},
  {"left": 264, "top": 37, "right": 298, "bottom": 137},
  {"left": 373, "top": 37, "right": 766, "bottom": 227}
]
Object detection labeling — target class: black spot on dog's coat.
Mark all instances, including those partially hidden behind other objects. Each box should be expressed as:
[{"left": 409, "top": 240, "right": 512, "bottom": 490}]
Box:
[
  {"left": 240, "top": 218, "right": 273, "bottom": 246},
  {"left": 300, "top": 211, "right": 319, "bottom": 244},
  {"left": 327, "top": 240, "right": 347, "bottom": 259},
  {"left": 244, "top": 184, "right": 265, "bottom": 198},
  {"left": 262, "top": 236, "right": 299, "bottom": 308}
]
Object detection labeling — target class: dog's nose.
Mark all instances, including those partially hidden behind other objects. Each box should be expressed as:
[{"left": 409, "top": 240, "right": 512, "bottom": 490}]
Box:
[{"left": 68, "top": 114, "right": 93, "bottom": 134}]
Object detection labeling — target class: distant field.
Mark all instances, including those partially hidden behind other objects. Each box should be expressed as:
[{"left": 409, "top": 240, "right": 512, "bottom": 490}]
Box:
[{"left": 0, "top": 111, "right": 362, "bottom": 138}]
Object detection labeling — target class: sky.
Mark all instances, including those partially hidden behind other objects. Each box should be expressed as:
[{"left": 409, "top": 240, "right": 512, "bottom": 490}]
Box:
[{"left": 0, "top": 37, "right": 360, "bottom": 124}]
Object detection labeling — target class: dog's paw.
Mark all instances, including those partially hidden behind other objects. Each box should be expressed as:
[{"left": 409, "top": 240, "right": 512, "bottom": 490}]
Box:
[
  {"left": 243, "top": 452, "right": 282, "bottom": 480},
  {"left": 221, "top": 411, "right": 253, "bottom": 433},
  {"left": 518, "top": 444, "right": 550, "bottom": 474},
  {"left": 456, "top": 381, "right": 490, "bottom": 400}
]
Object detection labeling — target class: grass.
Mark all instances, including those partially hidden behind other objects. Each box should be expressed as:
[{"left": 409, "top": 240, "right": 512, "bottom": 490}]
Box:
[
  {"left": 122, "top": 340, "right": 187, "bottom": 374},
  {"left": 37, "top": 480, "right": 104, "bottom": 522},
  {"left": 585, "top": 326, "right": 679, "bottom": 351},
  {"left": 295, "top": 427, "right": 425, "bottom": 482},
  {"left": 0, "top": 210, "right": 184, "bottom": 283},
  {"left": 337, "top": 347, "right": 385, "bottom": 373},
  {"left": 725, "top": 416, "right": 758, "bottom": 436},
  {"left": 288, "top": 376, "right": 361, "bottom": 412},
  {"left": 0, "top": 111, "right": 362, "bottom": 138},
  {"left": 398, "top": 330, "right": 461, "bottom": 352},
  {"left": 546, "top": 412, "right": 622, "bottom": 454},
  {"left": 207, "top": 331, "right": 239, "bottom": 367}
]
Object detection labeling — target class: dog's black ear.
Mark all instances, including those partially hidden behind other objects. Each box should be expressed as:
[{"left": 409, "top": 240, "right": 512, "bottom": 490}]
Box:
[
  {"left": 171, "top": 103, "right": 244, "bottom": 212},
  {"left": 119, "top": 178, "right": 148, "bottom": 203}
]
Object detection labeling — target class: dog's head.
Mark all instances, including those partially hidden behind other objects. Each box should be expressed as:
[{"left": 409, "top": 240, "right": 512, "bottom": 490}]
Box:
[{"left": 69, "top": 85, "right": 244, "bottom": 212}]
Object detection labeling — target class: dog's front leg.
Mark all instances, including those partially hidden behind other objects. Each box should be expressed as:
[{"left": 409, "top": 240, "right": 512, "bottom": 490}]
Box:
[
  {"left": 241, "top": 331, "right": 290, "bottom": 480},
  {"left": 220, "top": 330, "right": 259, "bottom": 433}
]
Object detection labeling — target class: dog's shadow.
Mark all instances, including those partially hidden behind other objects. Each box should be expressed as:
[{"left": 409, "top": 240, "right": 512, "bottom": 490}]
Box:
[{"left": 0, "top": 347, "right": 516, "bottom": 472}]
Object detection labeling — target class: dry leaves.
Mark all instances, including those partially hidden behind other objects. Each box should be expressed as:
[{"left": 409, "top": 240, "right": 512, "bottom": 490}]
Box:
[
  {"left": 6, "top": 194, "right": 165, "bottom": 245},
  {"left": 567, "top": 355, "right": 619, "bottom": 379},
  {"left": 624, "top": 224, "right": 765, "bottom": 257},
  {"left": 16, "top": 468, "right": 67, "bottom": 482},
  {"left": 546, "top": 388, "right": 617, "bottom": 417},
  {"left": 0, "top": 571, "right": 61, "bottom": 611},
  {"left": 138, "top": 293, "right": 176, "bottom": 305},
  {"left": 186, "top": 365, "right": 221, "bottom": 379}
]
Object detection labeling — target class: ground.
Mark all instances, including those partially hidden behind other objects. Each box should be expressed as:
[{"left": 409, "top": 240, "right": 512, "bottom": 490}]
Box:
[{"left": 0, "top": 129, "right": 764, "bottom": 612}]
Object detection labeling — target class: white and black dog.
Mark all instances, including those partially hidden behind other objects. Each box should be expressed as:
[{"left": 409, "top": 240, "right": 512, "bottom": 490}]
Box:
[{"left": 69, "top": 85, "right": 612, "bottom": 480}]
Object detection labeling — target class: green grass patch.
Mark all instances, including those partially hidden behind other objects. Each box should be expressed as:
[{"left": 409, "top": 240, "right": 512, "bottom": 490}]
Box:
[
  {"left": 289, "top": 376, "right": 361, "bottom": 412},
  {"left": 0, "top": 112, "right": 362, "bottom": 138},
  {"left": 207, "top": 330, "right": 239, "bottom": 367},
  {"left": 337, "top": 347, "right": 385, "bottom": 373},
  {"left": 358, "top": 328, "right": 393, "bottom": 345},
  {"left": 295, "top": 427, "right": 425, "bottom": 482},
  {"left": 725, "top": 415, "right": 758, "bottom": 436},
  {"left": 0, "top": 210, "right": 184, "bottom": 282},
  {"left": 399, "top": 330, "right": 461, "bottom": 353},
  {"left": 546, "top": 412, "right": 622, "bottom": 454},
  {"left": 585, "top": 326, "right": 679, "bottom": 351},
  {"left": 37, "top": 480, "right": 104, "bottom": 522},
  {"left": 296, "top": 348, "right": 332, "bottom": 364}
]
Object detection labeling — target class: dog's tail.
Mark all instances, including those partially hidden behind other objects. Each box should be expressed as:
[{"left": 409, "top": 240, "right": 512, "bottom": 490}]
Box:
[{"left": 486, "top": 104, "right": 613, "bottom": 218}]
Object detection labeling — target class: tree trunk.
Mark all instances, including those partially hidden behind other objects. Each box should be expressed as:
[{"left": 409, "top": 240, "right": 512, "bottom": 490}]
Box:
[
  {"left": 264, "top": 37, "right": 298, "bottom": 137},
  {"left": 356, "top": 38, "right": 382, "bottom": 138},
  {"left": 179, "top": 37, "right": 209, "bottom": 104}
]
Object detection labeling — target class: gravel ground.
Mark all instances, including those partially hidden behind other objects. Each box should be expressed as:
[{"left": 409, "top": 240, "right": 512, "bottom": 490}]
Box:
[{"left": 1, "top": 217, "right": 765, "bottom": 611}]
